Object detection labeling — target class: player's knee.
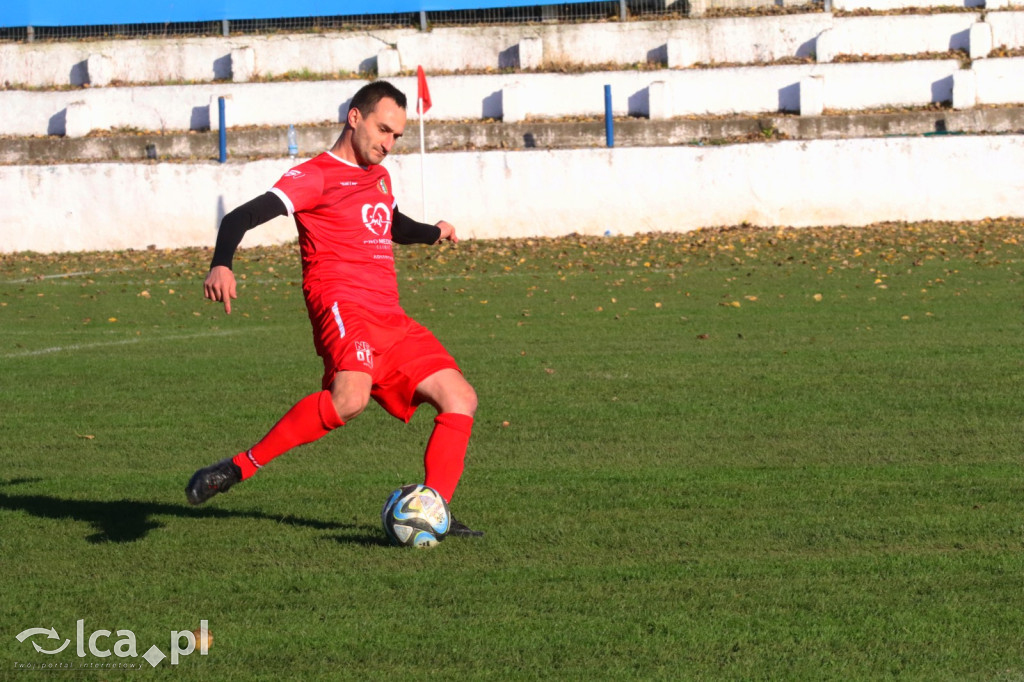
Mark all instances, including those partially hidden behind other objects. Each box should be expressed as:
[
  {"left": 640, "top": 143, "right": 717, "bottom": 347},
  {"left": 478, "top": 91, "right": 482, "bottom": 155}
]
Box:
[
  {"left": 416, "top": 369, "right": 477, "bottom": 416},
  {"left": 447, "top": 380, "right": 478, "bottom": 417},
  {"left": 331, "top": 390, "right": 370, "bottom": 422}
]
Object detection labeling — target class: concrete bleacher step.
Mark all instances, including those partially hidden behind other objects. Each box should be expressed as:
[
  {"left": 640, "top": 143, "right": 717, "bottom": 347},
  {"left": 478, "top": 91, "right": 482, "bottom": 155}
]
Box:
[
  {"left": 10, "top": 57, "right": 1024, "bottom": 137},
  {"left": 3, "top": 10, "right": 1024, "bottom": 91},
  {"left": 4, "top": 106, "right": 1023, "bottom": 165},
  {"left": 1, "top": 16, "right": 826, "bottom": 89},
  {"left": 3, "top": 11, "right": 1024, "bottom": 139}
]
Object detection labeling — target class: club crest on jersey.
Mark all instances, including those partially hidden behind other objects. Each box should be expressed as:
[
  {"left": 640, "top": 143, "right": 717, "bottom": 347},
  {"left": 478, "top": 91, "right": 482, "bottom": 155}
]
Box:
[
  {"left": 362, "top": 203, "right": 392, "bottom": 236},
  {"left": 355, "top": 341, "right": 374, "bottom": 369},
  {"left": 377, "top": 178, "right": 388, "bottom": 195}
]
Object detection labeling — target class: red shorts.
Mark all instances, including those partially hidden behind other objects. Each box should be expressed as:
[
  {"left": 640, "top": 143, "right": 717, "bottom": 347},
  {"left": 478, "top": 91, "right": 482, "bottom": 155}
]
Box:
[{"left": 305, "top": 297, "right": 460, "bottom": 422}]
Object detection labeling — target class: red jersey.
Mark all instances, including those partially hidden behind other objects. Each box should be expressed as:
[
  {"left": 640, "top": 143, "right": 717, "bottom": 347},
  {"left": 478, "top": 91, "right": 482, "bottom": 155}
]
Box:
[{"left": 270, "top": 151, "right": 402, "bottom": 315}]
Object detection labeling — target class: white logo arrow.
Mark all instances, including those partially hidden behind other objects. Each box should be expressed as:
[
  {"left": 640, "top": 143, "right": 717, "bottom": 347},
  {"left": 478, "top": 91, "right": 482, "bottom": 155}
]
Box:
[{"left": 16, "top": 627, "right": 70, "bottom": 654}]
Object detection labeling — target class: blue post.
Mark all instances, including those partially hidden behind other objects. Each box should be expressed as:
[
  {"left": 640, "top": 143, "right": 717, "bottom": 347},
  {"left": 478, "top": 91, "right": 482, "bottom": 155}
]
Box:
[
  {"left": 218, "top": 97, "right": 227, "bottom": 163},
  {"left": 604, "top": 85, "right": 614, "bottom": 148}
]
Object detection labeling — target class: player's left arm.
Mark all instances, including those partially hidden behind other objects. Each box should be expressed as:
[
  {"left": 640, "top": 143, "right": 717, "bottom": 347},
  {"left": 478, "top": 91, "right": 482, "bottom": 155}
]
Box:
[{"left": 392, "top": 207, "right": 457, "bottom": 245}]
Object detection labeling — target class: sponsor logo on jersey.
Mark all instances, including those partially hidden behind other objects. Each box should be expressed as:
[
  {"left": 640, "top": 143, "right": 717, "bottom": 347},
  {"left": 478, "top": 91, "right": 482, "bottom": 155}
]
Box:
[
  {"left": 283, "top": 169, "right": 305, "bottom": 179},
  {"left": 377, "top": 178, "right": 388, "bottom": 195},
  {"left": 361, "top": 203, "right": 392, "bottom": 236}
]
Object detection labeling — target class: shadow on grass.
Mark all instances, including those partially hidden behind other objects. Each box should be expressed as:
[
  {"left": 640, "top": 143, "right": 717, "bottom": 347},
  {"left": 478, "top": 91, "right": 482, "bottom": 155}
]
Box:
[
  {"left": 330, "top": 532, "right": 391, "bottom": 548},
  {"left": 0, "top": 479, "right": 381, "bottom": 546}
]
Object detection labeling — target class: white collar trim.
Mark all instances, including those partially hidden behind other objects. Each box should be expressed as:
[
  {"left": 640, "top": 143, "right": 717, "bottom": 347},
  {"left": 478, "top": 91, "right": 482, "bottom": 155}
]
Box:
[{"left": 327, "top": 150, "right": 366, "bottom": 170}]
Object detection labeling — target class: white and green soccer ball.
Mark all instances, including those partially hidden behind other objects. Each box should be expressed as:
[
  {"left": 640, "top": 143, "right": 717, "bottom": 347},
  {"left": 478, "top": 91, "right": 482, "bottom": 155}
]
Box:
[{"left": 381, "top": 484, "right": 451, "bottom": 548}]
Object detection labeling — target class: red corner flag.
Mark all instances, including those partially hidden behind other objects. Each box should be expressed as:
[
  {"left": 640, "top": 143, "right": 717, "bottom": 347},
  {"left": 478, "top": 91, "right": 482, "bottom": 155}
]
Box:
[{"left": 416, "top": 65, "right": 432, "bottom": 114}]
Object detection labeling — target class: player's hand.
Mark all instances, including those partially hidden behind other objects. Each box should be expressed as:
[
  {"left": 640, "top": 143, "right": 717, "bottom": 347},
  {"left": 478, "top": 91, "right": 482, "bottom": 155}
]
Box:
[
  {"left": 435, "top": 220, "right": 458, "bottom": 244},
  {"left": 204, "top": 265, "right": 237, "bottom": 314}
]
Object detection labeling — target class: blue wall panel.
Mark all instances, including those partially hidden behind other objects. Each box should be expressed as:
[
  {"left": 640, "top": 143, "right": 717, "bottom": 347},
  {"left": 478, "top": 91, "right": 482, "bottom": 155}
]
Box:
[{"left": 2, "top": 0, "right": 590, "bottom": 28}]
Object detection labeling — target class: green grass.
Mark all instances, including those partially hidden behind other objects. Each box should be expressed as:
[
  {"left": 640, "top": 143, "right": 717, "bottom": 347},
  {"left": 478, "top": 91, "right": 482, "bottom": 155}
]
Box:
[{"left": 1, "top": 221, "right": 1023, "bottom": 680}]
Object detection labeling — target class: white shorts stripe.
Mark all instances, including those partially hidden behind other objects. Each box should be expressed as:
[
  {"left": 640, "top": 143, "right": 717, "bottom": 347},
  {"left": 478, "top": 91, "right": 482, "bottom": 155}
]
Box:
[{"left": 331, "top": 302, "right": 346, "bottom": 339}]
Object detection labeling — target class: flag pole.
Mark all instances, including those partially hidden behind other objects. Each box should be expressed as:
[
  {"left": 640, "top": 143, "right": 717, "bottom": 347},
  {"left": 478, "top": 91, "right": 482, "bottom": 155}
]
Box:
[
  {"left": 416, "top": 65, "right": 431, "bottom": 222},
  {"left": 419, "top": 97, "right": 427, "bottom": 220}
]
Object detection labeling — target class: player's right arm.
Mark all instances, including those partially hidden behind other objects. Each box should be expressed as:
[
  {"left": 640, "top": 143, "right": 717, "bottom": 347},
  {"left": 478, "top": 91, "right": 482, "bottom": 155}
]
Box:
[{"left": 204, "top": 192, "right": 287, "bottom": 314}]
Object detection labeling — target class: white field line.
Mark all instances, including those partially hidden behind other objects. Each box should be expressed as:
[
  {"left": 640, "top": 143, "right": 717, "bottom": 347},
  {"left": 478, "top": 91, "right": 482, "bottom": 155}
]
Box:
[
  {"left": 3, "top": 264, "right": 636, "bottom": 288},
  {"left": 1, "top": 329, "right": 243, "bottom": 359},
  {"left": 1, "top": 267, "right": 147, "bottom": 284},
  {"left": 0, "top": 329, "right": 123, "bottom": 336}
]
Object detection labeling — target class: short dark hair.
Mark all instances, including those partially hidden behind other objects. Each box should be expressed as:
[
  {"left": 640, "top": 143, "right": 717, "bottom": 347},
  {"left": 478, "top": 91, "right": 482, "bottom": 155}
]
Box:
[{"left": 349, "top": 81, "right": 407, "bottom": 117}]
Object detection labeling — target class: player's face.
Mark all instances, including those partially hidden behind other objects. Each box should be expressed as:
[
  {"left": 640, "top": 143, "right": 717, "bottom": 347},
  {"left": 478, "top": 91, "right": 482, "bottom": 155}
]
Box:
[{"left": 351, "top": 97, "right": 406, "bottom": 166}]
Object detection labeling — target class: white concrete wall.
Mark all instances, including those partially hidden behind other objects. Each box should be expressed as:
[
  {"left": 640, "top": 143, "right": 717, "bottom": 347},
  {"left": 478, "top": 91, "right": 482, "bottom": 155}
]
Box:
[
  {"left": 6, "top": 12, "right": 1018, "bottom": 90},
  {"left": 0, "top": 32, "right": 406, "bottom": 88},
  {"left": 653, "top": 14, "right": 826, "bottom": 66},
  {"left": 814, "top": 60, "right": 957, "bottom": 110},
  {"left": 2, "top": 59, "right": 966, "bottom": 136},
  {"left": 815, "top": 13, "right": 977, "bottom": 62},
  {"left": 6, "top": 11, "right": 1024, "bottom": 92},
  {"left": 4, "top": 81, "right": 366, "bottom": 136},
  {"left": 0, "top": 39, "right": 232, "bottom": 86},
  {"left": 833, "top": 0, "right": 983, "bottom": 9},
  {"left": 973, "top": 56, "right": 1024, "bottom": 104},
  {"left": 7, "top": 10, "right": 1024, "bottom": 138},
  {"left": 1, "top": 18, "right": 828, "bottom": 89},
  {"left": 989, "top": 10, "right": 1024, "bottom": 49},
  {"left": 394, "top": 19, "right": 813, "bottom": 71},
  {"left": 2, "top": 135, "right": 1022, "bottom": 253}
]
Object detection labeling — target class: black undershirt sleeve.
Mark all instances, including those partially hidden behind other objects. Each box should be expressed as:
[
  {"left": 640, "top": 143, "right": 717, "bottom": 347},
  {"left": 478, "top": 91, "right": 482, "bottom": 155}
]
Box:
[
  {"left": 210, "top": 192, "right": 288, "bottom": 270},
  {"left": 391, "top": 207, "right": 441, "bottom": 245}
]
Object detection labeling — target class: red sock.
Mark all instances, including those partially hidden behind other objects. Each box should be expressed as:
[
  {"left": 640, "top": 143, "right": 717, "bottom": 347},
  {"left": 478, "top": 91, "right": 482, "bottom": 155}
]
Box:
[
  {"left": 233, "top": 390, "right": 343, "bottom": 480},
  {"left": 423, "top": 413, "right": 474, "bottom": 503}
]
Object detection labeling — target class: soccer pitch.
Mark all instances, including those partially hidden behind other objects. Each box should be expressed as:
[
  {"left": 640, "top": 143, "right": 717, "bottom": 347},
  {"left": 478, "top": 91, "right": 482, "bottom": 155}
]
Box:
[{"left": 2, "top": 222, "right": 1023, "bottom": 680}]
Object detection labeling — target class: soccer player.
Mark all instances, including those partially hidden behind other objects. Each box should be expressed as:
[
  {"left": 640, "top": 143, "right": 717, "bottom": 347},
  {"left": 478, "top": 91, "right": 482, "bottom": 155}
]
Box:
[{"left": 186, "top": 80, "right": 482, "bottom": 537}]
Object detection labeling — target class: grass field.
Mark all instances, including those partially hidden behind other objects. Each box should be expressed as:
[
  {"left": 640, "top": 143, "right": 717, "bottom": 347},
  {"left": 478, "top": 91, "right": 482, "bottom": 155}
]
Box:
[{"left": 1, "top": 221, "right": 1023, "bottom": 680}]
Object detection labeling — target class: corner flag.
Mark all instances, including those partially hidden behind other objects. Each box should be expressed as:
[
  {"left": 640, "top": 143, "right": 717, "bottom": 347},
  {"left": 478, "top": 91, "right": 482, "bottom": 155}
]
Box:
[{"left": 417, "top": 65, "right": 432, "bottom": 114}]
